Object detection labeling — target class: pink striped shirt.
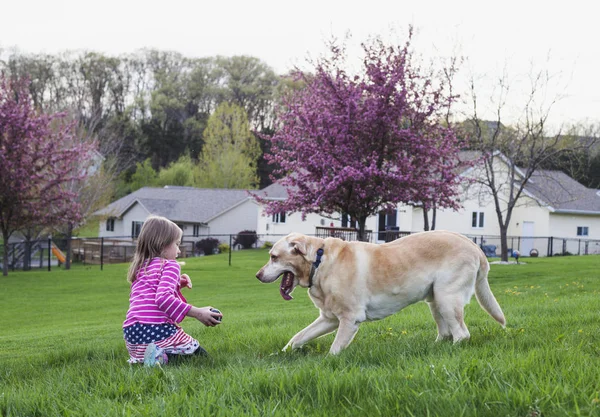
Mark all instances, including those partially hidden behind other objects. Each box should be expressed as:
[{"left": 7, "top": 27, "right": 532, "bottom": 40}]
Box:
[{"left": 123, "top": 258, "right": 191, "bottom": 327}]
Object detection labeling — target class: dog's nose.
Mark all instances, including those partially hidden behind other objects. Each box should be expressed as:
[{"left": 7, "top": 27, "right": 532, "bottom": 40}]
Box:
[{"left": 256, "top": 270, "right": 263, "bottom": 280}]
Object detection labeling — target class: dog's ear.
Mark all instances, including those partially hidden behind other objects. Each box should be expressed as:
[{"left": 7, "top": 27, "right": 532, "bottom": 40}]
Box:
[{"left": 289, "top": 240, "right": 307, "bottom": 256}]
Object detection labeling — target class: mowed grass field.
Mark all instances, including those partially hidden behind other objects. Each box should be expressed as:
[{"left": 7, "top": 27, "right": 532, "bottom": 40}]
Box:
[{"left": 0, "top": 250, "right": 599, "bottom": 417}]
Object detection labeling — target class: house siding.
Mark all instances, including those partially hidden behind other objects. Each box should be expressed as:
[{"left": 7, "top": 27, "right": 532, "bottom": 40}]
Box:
[
  {"left": 257, "top": 207, "right": 344, "bottom": 242},
  {"left": 99, "top": 203, "right": 151, "bottom": 238},
  {"left": 549, "top": 213, "right": 600, "bottom": 240},
  {"left": 508, "top": 202, "right": 551, "bottom": 237},
  {"left": 207, "top": 199, "right": 259, "bottom": 242}
]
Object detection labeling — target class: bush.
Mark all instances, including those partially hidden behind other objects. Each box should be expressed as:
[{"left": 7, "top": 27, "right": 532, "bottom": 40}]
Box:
[
  {"left": 234, "top": 230, "right": 258, "bottom": 249},
  {"left": 261, "top": 241, "right": 273, "bottom": 249},
  {"left": 195, "top": 238, "right": 220, "bottom": 256},
  {"left": 218, "top": 243, "right": 230, "bottom": 253}
]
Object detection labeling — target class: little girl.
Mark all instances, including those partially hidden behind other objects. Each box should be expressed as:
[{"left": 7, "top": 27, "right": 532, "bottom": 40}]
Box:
[{"left": 123, "top": 215, "right": 222, "bottom": 365}]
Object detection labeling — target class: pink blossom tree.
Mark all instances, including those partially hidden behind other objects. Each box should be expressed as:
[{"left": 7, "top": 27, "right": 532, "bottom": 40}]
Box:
[
  {"left": 0, "top": 76, "right": 95, "bottom": 275},
  {"left": 257, "top": 31, "right": 464, "bottom": 240}
]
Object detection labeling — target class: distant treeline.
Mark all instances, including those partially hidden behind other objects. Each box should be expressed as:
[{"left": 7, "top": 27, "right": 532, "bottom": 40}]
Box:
[
  {"left": 0, "top": 49, "right": 293, "bottom": 191},
  {"left": 1, "top": 48, "right": 598, "bottom": 192}
]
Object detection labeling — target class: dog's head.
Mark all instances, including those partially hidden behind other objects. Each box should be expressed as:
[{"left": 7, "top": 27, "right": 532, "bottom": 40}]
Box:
[{"left": 255, "top": 233, "right": 318, "bottom": 300}]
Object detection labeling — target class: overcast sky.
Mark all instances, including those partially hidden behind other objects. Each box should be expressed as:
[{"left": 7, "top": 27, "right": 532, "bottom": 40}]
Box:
[{"left": 1, "top": 0, "right": 597, "bottom": 130}]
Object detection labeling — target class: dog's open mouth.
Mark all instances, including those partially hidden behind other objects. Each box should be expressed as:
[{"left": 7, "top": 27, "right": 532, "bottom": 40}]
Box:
[{"left": 280, "top": 271, "right": 295, "bottom": 300}]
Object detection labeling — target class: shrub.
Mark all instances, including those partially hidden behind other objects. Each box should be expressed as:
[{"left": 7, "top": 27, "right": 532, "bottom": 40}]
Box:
[
  {"left": 234, "top": 230, "right": 258, "bottom": 249},
  {"left": 195, "top": 238, "right": 220, "bottom": 256},
  {"left": 261, "top": 241, "right": 273, "bottom": 249},
  {"left": 218, "top": 243, "right": 230, "bottom": 253}
]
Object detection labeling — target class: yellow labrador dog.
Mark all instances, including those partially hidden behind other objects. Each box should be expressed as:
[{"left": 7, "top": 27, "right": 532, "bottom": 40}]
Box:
[{"left": 255, "top": 230, "right": 505, "bottom": 355}]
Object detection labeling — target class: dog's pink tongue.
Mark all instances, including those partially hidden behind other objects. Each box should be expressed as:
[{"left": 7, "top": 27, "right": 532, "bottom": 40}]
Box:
[{"left": 280, "top": 272, "right": 293, "bottom": 300}]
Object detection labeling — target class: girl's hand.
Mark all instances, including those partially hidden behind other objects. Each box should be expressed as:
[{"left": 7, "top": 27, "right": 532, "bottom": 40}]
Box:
[
  {"left": 187, "top": 306, "right": 221, "bottom": 327},
  {"left": 180, "top": 274, "right": 192, "bottom": 289}
]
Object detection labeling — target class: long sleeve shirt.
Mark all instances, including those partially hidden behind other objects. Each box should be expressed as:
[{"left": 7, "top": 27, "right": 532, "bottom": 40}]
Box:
[{"left": 123, "top": 258, "right": 191, "bottom": 327}]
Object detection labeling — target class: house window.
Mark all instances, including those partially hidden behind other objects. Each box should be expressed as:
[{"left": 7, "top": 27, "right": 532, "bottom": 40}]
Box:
[
  {"left": 378, "top": 209, "right": 397, "bottom": 241},
  {"left": 272, "top": 212, "right": 286, "bottom": 223},
  {"left": 106, "top": 218, "right": 115, "bottom": 232},
  {"left": 193, "top": 224, "right": 200, "bottom": 237},
  {"left": 342, "top": 213, "right": 358, "bottom": 229},
  {"left": 472, "top": 212, "right": 485, "bottom": 228},
  {"left": 577, "top": 226, "right": 589, "bottom": 236},
  {"left": 131, "top": 221, "right": 143, "bottom": 238}
]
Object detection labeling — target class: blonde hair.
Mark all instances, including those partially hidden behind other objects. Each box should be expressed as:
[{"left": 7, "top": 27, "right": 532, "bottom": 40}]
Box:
[{"left": 127, "top": 215, "right": 182, "bottom": 283}]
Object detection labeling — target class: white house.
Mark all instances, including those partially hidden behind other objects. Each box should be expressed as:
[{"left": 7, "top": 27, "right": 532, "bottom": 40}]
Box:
[
  {"left": 94, "top": 152, "right": 600, "bottom": 257},
  {"left": 94, "top": 186, "right": 258, "bottom": 242},
  {"left": 409, "top": 152, "right": 600, "bottom": 256},
  {"left": 253, "top": 152, "right": 600, "bottom": 256}
]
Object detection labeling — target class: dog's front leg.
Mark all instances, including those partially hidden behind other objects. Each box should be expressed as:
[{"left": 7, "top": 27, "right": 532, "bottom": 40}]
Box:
[
  {"left": 328, "top": 318, "right": 360, "bottom": 355},
  {"left": 283, "top": 315, "right": 338, "bottom": 352}
]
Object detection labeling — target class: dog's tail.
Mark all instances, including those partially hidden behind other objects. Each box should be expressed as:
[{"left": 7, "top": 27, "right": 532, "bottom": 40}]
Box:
[{"left": 475, "top": 254, "right": 506, "bottom": 327}]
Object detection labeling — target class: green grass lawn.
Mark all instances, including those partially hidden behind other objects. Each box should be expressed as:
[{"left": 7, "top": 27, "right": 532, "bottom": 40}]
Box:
[{"left": 0, "top": 251, "right": 599, "bottom": 417}]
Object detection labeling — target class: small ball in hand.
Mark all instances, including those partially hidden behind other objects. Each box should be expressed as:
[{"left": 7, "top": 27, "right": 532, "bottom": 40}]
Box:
[{"left": 210, "top": 308, "right": 222, "bottom": 322}]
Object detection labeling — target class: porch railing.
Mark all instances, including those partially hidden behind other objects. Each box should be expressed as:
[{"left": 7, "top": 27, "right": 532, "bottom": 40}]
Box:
[{"left": 314, "top": 226, "right": 374, "bottom": 242}]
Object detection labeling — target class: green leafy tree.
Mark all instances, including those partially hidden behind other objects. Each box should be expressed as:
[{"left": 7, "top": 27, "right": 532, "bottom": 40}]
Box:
[
  {"left": 130, "top": 158, "right": 158, "bottom": 191},
  {"left": 140, "top": 50, "right": 210, "bottom": 169},
  {"left": 214, "top": 56, "right": 279, "bottom": 131},
  {"left": 156, "top": 154, "right": 196, "bottom": 187},
  {"left": 197, "top": 102, "right": 260, "bottom": 189}
]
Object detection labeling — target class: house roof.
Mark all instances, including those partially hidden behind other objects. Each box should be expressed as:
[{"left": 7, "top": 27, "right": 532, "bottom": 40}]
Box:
[
  {"left": 94, "top": 186, "right": 250, "bottom": 223},
  {"left": 252, "top": 181, "right": 289, "bottom": 200},
  {"left": 457, "top": 151, "right": 600, "bottom": 214},
  {"left": 524, "top": 170, "right": 600, "bottom": 214}
]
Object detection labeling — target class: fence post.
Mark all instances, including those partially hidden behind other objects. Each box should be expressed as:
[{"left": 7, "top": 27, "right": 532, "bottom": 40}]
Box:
[
  {"left": 11, "top": 244, "right": 15, "bottom": 272},
  {"left": 47, "top": 236, "right": 51, "bottom": 272},
  {"left": 100, "top": 237, "right": 104, "bottom": 271},
  {"left": 585, "top": 241, "right": 589, "bottom": 255},
  {"left": 229, "top": 234, "right": 232, "bottom": 266}
]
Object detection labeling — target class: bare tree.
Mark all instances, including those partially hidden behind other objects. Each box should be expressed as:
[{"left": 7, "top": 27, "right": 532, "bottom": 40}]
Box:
[{"left": 466, "top": 68, "right": 599, "bottom": 261}]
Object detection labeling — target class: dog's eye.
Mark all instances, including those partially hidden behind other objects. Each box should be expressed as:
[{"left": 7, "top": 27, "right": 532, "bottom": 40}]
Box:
[{"left": 270, "top": 254, "right": 278, "bottom": 261}]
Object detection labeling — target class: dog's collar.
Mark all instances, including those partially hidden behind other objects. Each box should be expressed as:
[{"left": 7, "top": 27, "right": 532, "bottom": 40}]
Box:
[{"left": 308, "top": 248, "right": 324, "bottom": 288}]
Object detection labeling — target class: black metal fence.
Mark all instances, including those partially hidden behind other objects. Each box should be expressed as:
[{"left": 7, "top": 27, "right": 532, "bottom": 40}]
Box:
[
  {"left": 2, "top": 231, "right": 599, "bottom": 272},
  {"left": 467, "top": 235, "right": 600, "bottom": 258}
]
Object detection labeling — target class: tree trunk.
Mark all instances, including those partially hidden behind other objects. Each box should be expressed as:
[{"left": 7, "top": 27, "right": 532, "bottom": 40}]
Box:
[
  {"left": 357, "top": 216, "right": 369, "bottom": 242},
  {"left": 500, "top": 225, "right": 509, "bottom": 262},
  {"left": 431, "top": 206, "right": 437, "bottom": 231},
  {"left": 24, "top": 238, "right": 31, "bottom": 271},
  {"left": 65, "top": 223, "right": 73, "bottom": 270},
  {"left": 2, "top": 230, "right": 9, "bottom": 276},
  {"left": 422, "top": 208, "right": 430, "bottom": 231}
]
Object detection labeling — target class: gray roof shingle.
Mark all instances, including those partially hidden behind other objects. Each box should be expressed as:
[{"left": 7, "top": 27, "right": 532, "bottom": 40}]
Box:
[
  {"left": 95, "top": 186, "right": 250, "bottom": 223},
  {"left": 457, "top": 151, "right": 600, "bottom": 213},
  {"left": 524, "top": 170, "right": 600, "bottom": 213},
  {"left": 251, "top": 181, "right": 289, "bottom": 200}
]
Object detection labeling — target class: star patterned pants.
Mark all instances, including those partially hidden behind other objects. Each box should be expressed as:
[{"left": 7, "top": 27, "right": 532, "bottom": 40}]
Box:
[{"left": 123, "top": 323, "right": 200, "bottom": 363}]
